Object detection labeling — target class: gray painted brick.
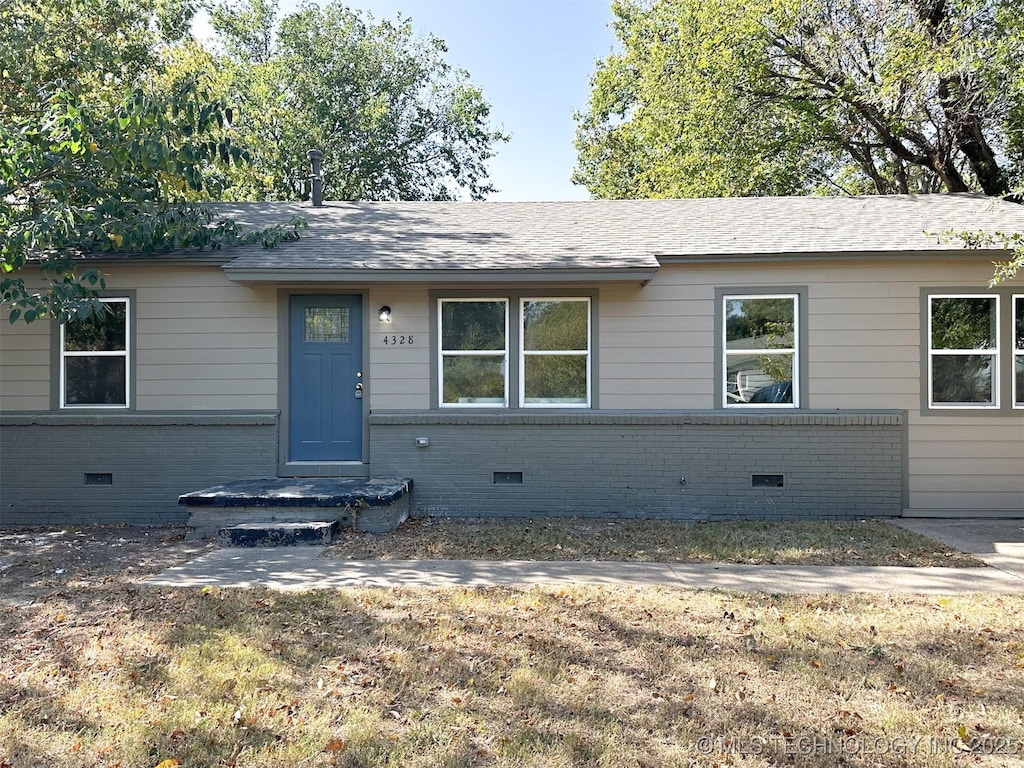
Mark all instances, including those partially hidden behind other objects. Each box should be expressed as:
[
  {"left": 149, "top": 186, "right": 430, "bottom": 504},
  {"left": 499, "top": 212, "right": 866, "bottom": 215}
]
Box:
[
  {"left": 2, "top": 409, "right": 905, "bottom": 525},
  {"left": 0, "top": 414, "right": 279, "bottom": 526},
  {"left": 369, "top": 411, "right": 904, "bottom": 521}
]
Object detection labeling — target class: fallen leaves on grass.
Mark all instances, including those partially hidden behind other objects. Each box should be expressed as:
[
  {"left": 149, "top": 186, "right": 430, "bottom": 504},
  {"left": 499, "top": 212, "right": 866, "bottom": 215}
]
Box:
[
  {"left": 326, "top": 518, "right": 983, "bottom": 567},
  {"left": 2, "top": 586, "right": 1023, "bottom": 767}
]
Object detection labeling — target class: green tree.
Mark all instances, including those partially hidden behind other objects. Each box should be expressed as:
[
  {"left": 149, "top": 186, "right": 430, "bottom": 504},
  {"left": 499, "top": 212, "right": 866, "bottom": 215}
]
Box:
[
  {"left": 1, "top": 0, "right": 301, "bottom": 324},
  {"left": 575, "top": 0, "right": 1024, "bottom": 199},
  {"left": 209, "top": 0, "right": 509, "bottom": 201}
]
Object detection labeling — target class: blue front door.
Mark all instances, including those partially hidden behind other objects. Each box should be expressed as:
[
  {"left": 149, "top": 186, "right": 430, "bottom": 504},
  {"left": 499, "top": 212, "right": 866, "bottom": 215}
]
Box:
[{"left": 289, "top": 295, "right": 363, "bottom": 461}]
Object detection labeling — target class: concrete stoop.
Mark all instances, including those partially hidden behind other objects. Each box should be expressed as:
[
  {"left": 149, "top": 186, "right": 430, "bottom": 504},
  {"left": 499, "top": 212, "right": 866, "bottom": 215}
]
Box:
[
  {"left": 179, "top": 476, "right": 413, "bottom": 541},
  {"left": 218, "top": 521, "right": 337, "bottom": 547}
]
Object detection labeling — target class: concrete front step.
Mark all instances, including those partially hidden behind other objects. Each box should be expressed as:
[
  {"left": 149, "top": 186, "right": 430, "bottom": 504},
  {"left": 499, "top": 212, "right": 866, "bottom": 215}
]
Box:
[
  {"left": 180, "top": 476, "right": 413, "bottom": 539},
  {"left": 218, "top": 521, "right": 337, "bottom": 548}
]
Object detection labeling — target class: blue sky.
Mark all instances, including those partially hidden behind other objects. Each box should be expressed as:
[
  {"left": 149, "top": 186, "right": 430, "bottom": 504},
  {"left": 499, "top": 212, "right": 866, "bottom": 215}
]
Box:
[
  {"left": 339, "top": 1, "right": 619, "bottom": 200},
  {"left": 200, "top": 1, "right": 620, "bottom": 200}
]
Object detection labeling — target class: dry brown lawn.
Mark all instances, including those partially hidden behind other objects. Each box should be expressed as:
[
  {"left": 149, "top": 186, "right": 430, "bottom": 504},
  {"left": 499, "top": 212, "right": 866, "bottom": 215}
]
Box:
[
  {"left": 1, "top": 525, "right": 1020, "bottom": 768},
  {"left": 327, "top": 518, "right": 983, "bottom": 567}
]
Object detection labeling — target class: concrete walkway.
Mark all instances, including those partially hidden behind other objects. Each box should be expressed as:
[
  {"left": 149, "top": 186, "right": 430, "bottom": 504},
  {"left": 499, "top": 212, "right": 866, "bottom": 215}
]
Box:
[
  {"left": 146, "top": 518, "right": 1024, "bottom": 594},
  {"left": 892, "top": 518, "right": 1024, "bottom": 580}
]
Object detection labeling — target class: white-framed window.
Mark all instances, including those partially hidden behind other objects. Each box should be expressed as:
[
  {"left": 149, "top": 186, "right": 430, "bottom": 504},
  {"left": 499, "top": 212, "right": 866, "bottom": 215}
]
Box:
[
  {"left": 1014, "top": 294, "right": 1023, "bottom": 408},
  {"left": 520, "top": 298, "right": 591, "bottom": 407},
  {"left": 60, "top": 297, "right": 130, "bottom": 408},
  {"left": 928, "top": 294, "right": 999, "bottom": 408},
  {"left": 722, "top": 294, "right": 799, "bottom": 408},
  {"left": 437, "top": 296, "right": 592, "bottom": 409},
  {"left": 438, "top": 298, "right": 509, "bottom": 407}
]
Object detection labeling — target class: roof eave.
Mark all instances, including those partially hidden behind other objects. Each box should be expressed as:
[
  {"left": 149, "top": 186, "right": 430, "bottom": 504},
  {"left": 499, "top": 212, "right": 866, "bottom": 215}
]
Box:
[
  {"left": 655, "top": 248, "right": 1015, "bottom": 265},
  {"left": 223, "top": 266, "right": 660, "bottom": 285},
  {"left": 70, "top": 253, "right": 234, "bottom": 267}
]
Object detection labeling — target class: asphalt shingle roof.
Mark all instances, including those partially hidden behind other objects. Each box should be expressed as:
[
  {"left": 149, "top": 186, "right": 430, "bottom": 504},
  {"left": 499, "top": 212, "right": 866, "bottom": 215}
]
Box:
[{"left": 212, "top": 194, "right": 1024, "bottom": 273}]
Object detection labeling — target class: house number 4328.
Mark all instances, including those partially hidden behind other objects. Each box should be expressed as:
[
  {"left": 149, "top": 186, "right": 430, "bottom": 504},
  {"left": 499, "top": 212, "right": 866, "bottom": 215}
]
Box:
[{"left": 383, "top": 334, "right": 414, "bottom": 345}]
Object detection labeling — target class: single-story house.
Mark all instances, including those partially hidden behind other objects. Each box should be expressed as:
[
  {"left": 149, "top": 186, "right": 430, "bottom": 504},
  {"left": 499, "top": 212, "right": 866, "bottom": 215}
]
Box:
[{"left": 1, "top": 193, "right": 1022, "bottom": 526}]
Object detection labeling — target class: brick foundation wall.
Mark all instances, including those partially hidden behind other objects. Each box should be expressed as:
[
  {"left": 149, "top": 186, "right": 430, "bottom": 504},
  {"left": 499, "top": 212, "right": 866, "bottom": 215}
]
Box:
[
  {"left": 0, "top": 413, "right": 279, "bottom": 526},
  {"left": 369, "top": 411, "right": 906, "bottom": 520}
]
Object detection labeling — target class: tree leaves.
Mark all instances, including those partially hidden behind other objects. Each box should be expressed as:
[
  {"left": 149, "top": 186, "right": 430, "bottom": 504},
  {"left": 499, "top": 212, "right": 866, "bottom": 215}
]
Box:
[
  {"left": 575, "top": 0, "right": 1024, "bottom": 199},
  {"left": 0, "top": 0, "right": 303, "bottom": 324},
  {"left": 209, "top": 0, "right": 508, "bottom": 202}
]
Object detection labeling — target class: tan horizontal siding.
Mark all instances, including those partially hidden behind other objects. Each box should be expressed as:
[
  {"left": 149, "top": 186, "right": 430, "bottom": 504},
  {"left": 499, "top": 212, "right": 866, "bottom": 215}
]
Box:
[
  {"left": 135, "top": 347, "right": 276, "bottom": 365},
  {"left": 139, "top": 332, "right": 275, "bottom": 351},
  {"left": 138, "top": 316, "right": 278, "bottom": 335},
  {"left": 910, "top": 474, "right": 1023, "bottom": 492},
  {"left": 908, "top": 415, "right": 1024, "bottom": 511},
  {"left": 909, "top": 419, "right": 1024, "bottom": 442},
  {"left": 909, "top": 457, "right": 1024, "bottom": 475},
  {"left": 599, "top": 284, "right": 709, "bottom": 408},
  {"left": 128, "top": 266, "right": 278, "bottom": 410},
  {"left": 137, "top": 300, "right": 273, "bottom": 319},
  {"left": 599, "top": 330, "right": 711, "bottom": 348},
  {"left": 367, "top": 288, "right": 430, "bottom": 411},
  {"left": 810, "top": 346, "right": 917, "bottom": 363},
  {"left": 813, "top": 296, "right": 920, "bottom": 314},
  {"left": 813, "top": 282, "right": 922, "bottom": 299},
  {"left": 813, "top": 313, "right": 918, "bottom": 331},
  {"left": 0, "top": 333, "right": 51, "bottom": 352},
  {"left": 136, "top": 363, "right": 274, "bottom": 382},
  {"left": 811, "top": 377, "right": 920, "bottom": 395},
  {"left": 807, "top": 330, "right": 919, "bottom": 347},
  {"left": 137, "top": 377, "right": 275, "bottom": 397},
  {"left": 910, "top": 491, "right": 1024, "bottom": 510},
  {"left": 0, "top": 318, "right": 51, "bottom": 411},
  {"left": 912, "top": 438, "right": 1022, "bottom": 458}
]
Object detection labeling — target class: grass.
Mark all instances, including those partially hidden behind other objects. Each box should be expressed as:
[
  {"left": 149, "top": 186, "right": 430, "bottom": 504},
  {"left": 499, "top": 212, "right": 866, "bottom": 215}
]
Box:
[
  {"left": 0, "top": 524, "right": 1008, "bottom": 767},
  {"left": 2, "top": 584, "right": 1023, "bottom": 768},
  {"left": 326, "top": 518, "right": 983, "bottom": 567}
]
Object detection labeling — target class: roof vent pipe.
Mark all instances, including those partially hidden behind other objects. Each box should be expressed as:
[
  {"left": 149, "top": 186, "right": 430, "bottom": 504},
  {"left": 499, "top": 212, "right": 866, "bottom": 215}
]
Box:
[{"left": 307, "top": 148, "right": 324, "bottom": 207}]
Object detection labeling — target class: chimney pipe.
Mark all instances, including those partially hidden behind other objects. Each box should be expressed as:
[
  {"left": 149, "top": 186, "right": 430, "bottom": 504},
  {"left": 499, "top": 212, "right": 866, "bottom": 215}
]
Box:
[{"left": 307, "top": 148, "right": 324, "bottom": 207}]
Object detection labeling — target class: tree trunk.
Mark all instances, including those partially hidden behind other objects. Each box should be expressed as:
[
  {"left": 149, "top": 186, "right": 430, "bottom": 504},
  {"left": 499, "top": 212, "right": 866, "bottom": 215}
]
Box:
[
  {"left": 930, "top": 151, "right": 970, "bottom": 193},
  {"left": 942, "top": 88, "right": 1010, "bottom": 196}
]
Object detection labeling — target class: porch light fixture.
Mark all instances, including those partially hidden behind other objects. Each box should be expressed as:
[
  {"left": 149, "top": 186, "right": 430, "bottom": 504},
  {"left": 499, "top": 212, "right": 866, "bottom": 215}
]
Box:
[{"left": 378, "top": 305, "right": 392, "bottom": 323}]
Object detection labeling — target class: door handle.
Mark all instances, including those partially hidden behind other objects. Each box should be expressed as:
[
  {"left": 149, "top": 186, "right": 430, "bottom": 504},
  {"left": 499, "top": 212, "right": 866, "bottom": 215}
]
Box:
[{"left": 354, "top": 382, "right": 363, "bottom": 399}]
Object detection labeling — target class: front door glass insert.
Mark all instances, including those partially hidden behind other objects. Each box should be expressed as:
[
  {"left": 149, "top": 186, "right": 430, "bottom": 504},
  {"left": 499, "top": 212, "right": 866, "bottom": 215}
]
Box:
[{"left": 305, "top": 307, "right": 350, "bottom": 343}]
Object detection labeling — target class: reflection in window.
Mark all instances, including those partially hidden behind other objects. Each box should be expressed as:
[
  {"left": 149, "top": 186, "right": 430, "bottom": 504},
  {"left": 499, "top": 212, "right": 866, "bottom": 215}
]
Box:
[
  {"left": 61, "top": 298, "right": 129, "bottom": 407},
  {"left": 522, "top": 299, "right": 590, "bottom": 406},
  {"left": 723, "top": 295, "right": 798, "bottom": 407},
  {"left": 1014, "top": 296, "right": 1023, "bottom": 407},
  {"left": 439, "top": 300, "right": 508, "bottom": 406},
  {"left": 929, "top": 295, "right": 998, "bottom": 407},
  {"left": 304, "top": 307, "right": 350, "bottom": 343}
]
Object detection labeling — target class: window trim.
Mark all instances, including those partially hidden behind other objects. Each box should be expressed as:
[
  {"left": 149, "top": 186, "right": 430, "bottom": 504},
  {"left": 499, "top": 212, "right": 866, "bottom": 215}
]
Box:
[
  {"left": 58, "top": 296, "right": 132, "bottom": 410},
  {"left": 717, "top": 290, "right": 804, "bottom": 410},
  {"left": 432, "top": 290, "right": 596, "bottom": 410},
  {"left": 926, "top": 293, "right": 1000, "bottom": 410},
  {"left": 437, "top": 297, "right": 510, "bottom": 408},
  {"left": 919, "top": 287, "right": 1023, "bottom": 416},
  {"left": 1014, "top": 294, "right": 1023, "bottom": 410},
  {"left": 518, "top": 297, "right": 592, "bottom": 408}
]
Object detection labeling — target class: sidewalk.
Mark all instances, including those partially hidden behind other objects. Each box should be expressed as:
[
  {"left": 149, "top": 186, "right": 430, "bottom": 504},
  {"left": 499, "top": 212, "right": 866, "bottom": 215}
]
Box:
[
  {"left": 145, "top": 548, "right": 1024, "bottom": 594},
  {"left": 892, "top": 518, "right": 1024, "bottom": 580},
  {"left": 145, "top": 518, "right": 1024, "bottom": 594}
]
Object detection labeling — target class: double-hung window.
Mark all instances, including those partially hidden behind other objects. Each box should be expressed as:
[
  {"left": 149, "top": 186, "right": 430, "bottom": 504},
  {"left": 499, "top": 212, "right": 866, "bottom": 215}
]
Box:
[
  {"left": 521, "top": 298, "right": 590, "bottom": 406},
  {"left": 1015, "top": 295, "right": 1023, "bottom": 408},
  {"left": 721, "top": 293, "right": 799, "bottom": 408},
  {"left": 927, "top": 295, "right": 999, "bottom": 408},
  {"left": 60, "top": 297, "right": 130, "bottom": 408},
  {"left": 439, "top": 299, "right": 509, "bottom": 406},
  {"left": 438, "top": 296, "right": 591, "bottom": 408}
]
